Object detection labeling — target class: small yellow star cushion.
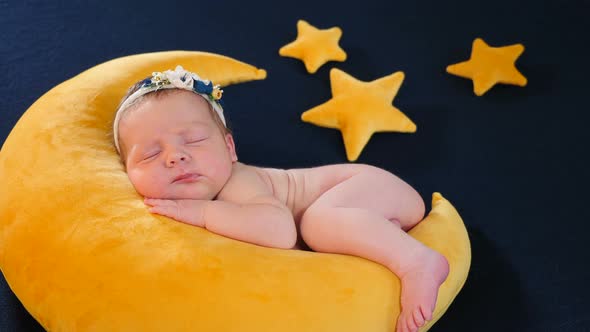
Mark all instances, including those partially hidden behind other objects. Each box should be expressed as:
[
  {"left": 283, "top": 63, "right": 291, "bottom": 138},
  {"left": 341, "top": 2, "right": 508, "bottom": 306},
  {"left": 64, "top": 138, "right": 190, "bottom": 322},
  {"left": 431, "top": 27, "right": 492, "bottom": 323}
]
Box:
[
  {"left": 446, "top": 38, "right": 527, "bottom": 96},
  {"left": 302, "top": 68, "right": 416, "bottom": 162},
  {"left": 279, "top": 20, "right": 347, "bottom": 74}
]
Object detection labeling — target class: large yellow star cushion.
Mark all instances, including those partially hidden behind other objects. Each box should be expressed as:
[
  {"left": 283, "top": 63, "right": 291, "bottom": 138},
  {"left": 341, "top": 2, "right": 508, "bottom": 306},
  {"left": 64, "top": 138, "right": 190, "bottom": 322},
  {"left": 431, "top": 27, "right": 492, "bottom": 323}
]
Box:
[
  {"left": 279, "top": 20, "right": 347, "bottom": 73},
  {"left": 302, "top": 68, "right": 416, "bottom": 162},
  {"left": 447, "top": 38, "right": 527, "bottom": 96},
  {"left": 0, "top": 51, "right": 470, "bottom": 332}
]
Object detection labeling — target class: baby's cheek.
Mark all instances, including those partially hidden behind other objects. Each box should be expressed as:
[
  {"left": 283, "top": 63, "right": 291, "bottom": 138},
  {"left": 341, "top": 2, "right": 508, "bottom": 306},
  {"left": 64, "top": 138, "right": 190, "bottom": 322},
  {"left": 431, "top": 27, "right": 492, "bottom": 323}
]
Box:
[
  {"left": 211, "top": 158, "right": 233, "bottom": 178},
  {"left": 128, "top": 168, "right": 158, "bottom": 197}
]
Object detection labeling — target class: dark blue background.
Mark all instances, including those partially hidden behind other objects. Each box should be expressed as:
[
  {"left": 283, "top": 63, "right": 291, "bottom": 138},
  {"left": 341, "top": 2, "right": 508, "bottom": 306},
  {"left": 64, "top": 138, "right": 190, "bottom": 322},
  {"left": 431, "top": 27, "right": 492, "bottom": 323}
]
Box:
[{"left": 2, "top": 0, "right": 589, "bottom": 331}]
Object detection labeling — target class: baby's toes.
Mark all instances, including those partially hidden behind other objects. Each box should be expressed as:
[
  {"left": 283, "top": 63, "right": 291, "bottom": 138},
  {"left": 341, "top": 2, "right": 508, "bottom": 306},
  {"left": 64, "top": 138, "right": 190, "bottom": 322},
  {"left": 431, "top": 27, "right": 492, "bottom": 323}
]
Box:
[
  {"left": 404, "top": 312, "right": 418, "bottom": 332},
  {"left": 420, "top": 304, "right": 433, "bottom": 321},
  {"left": 396, "top": 314, "right": 408, "bottom": 332},
  {"left": 397, "top": 310, "right": 418, "bottom": 332},
  {"left": 412, "top": 308, "right": 425, "bottom": 328}
]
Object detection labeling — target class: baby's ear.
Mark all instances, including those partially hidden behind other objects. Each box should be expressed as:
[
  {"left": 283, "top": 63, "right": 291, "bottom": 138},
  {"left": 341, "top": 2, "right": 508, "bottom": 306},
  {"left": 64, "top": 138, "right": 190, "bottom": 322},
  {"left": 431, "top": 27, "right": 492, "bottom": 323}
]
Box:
[{"left": 224, "top": 133, "right": 238, "bottom": 162}]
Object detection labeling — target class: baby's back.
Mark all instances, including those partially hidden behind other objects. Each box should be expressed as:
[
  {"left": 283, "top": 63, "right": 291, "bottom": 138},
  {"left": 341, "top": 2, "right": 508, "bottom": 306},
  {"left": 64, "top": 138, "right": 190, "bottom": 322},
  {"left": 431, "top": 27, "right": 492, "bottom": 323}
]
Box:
[{"left": 255, "top": 164, "right": 362, "bottom": 223}]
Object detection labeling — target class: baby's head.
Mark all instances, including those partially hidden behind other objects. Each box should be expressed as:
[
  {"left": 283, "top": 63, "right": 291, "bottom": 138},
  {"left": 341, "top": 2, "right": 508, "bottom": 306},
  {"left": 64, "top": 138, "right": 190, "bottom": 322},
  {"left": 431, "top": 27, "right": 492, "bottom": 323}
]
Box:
[{"left": 113, "top": 66, "right": 238, "bottom": 200}]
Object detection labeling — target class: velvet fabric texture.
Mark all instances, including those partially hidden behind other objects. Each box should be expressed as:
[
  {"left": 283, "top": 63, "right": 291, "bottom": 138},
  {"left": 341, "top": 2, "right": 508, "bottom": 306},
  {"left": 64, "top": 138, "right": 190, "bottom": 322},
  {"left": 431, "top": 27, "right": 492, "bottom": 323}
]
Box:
[
  {"left": 279, "top": 20, "right": 347, "bottom": 74},
  {"left": 0, "top": 51, "right": 470, "bottom": 331},
  {"left": 446, "top": 38, "right": 527, "bottom": 96},
  {"left": 301, "top": 68, "right": 417, "bottom": 162}
]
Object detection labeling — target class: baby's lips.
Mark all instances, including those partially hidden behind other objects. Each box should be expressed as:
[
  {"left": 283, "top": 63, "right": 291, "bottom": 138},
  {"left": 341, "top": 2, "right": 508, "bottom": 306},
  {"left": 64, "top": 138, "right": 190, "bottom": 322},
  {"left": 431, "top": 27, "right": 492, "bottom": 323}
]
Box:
[{"left": 172, "top": 173, "right": 201, "bottom": 183}]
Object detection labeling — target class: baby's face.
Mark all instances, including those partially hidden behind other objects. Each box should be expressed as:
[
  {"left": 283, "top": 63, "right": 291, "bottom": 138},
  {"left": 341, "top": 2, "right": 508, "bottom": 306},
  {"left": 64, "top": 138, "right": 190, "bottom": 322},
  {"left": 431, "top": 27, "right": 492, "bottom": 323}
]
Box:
[{"left": 118, "top": 91, "right": 237, "bottom": 200}]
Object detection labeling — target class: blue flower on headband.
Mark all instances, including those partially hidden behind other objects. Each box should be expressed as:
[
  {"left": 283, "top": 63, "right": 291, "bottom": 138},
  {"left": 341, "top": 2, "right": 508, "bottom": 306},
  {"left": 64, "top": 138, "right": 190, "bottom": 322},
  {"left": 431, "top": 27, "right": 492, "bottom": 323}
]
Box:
[
  {"left": 194, "top": 80, "right": 213, "bottom": 95},
  {"left": 133, "top": 66, "right": 223, "bottom": 102},
  {"left": 140, "top": 78, "right": 152, "bottom": 86}
]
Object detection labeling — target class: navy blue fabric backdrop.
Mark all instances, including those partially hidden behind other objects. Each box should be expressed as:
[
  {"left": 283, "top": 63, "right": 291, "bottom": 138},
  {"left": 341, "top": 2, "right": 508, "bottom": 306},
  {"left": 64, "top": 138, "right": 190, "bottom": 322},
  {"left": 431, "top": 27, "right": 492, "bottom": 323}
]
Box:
[{"left": 2, "top": 0, "right": 589, "bottom": 331}]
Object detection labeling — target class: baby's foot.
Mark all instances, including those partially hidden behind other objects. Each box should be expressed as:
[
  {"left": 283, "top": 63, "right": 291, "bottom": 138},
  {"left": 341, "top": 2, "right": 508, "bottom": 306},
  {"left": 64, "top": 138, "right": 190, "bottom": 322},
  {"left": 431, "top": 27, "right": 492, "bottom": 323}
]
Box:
[{"left": 396, "top": 249, "right": 449, "bottom": 332}]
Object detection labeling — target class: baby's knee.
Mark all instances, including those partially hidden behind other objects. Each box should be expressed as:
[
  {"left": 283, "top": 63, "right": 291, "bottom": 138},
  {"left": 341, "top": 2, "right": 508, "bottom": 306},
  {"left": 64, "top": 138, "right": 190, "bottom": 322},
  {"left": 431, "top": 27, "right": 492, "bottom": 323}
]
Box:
[
  {"left": 411, "top": 196, "right": 426, "bottom": 224},
  {"left": 351, "top": 163, "right": 405, "bottom": 185},
  {"left": 348, "top": 163, "right": 385, "bottom": 176},
  {"left": 400, "top": 191, "right": 426, "bottom": 229}
]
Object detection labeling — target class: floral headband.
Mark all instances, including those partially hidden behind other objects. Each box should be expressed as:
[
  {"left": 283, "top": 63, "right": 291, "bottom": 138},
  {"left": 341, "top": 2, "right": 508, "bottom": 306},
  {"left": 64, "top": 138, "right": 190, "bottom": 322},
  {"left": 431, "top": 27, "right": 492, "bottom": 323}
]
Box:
[{"left": 113, "top": 65, "right": 225, "bottom": 153}]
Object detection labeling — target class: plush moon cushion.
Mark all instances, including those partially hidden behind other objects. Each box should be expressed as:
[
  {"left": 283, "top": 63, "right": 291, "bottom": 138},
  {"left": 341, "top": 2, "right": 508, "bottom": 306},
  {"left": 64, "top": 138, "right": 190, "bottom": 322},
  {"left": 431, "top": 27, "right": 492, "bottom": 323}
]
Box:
[{"left": 0, "top": 51, "right": 471, "bottom": 332}]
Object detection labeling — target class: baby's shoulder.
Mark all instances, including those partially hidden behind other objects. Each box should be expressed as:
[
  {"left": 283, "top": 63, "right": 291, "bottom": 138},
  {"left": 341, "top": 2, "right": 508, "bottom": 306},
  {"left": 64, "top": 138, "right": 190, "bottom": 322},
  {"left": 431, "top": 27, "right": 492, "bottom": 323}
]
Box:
[{"left": 216, "top": 162, "right": 274, "bottom": 203}]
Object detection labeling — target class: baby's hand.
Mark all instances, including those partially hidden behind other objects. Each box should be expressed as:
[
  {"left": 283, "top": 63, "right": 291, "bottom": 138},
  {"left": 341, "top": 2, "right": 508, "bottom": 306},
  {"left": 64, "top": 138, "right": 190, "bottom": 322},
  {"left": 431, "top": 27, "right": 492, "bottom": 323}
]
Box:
[{"left": 144, "top": 198, "right": 207, "bottom": 227}]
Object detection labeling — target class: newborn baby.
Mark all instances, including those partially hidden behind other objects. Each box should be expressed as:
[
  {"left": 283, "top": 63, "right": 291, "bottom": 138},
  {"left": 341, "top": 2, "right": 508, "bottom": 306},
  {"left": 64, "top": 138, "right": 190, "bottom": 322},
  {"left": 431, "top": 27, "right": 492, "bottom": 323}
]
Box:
[{"left": 113, "top": 66, "right": 449, "bottom": 332}]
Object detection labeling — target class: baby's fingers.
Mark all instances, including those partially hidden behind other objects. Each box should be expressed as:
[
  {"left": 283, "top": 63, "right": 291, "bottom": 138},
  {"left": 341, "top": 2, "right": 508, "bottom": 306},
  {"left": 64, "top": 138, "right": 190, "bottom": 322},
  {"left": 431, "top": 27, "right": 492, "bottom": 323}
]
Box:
[
  {"left": 148, "top": 205, "right": 180, "bottom": 220},
  {"left": 144, "top": 198, "right": 176, "bottom": 207}
]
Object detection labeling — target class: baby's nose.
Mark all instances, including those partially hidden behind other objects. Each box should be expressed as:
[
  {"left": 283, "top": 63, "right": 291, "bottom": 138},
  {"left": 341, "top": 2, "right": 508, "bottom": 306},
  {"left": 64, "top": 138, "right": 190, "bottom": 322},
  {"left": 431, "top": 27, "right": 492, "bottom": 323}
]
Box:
[{"left": 166, "top": 153, "right": 189, "bottom": 167}]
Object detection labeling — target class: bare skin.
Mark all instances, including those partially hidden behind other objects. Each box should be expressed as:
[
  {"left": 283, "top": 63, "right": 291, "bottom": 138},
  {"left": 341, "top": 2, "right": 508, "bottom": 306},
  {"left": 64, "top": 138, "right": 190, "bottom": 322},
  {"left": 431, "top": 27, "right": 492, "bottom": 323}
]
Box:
[{"left": 118, "top": 90, "right": 449, "bottom": 331}]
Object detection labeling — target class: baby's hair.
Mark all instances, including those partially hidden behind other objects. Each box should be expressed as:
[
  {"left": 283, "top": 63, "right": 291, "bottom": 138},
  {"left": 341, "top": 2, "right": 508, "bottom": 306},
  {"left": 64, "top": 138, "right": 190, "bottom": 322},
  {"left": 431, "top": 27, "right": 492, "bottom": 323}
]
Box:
[{"left": 113, "top": 76, "right": 232, "bottom": 163}]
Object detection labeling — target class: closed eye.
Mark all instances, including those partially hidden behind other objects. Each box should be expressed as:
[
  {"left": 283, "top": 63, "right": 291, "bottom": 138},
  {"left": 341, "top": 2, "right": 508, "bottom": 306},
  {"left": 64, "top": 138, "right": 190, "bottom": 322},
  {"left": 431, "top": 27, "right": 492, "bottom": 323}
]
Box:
[
  {"left": 186, "top": 138, "right": 207, "bottom": 144},
  {"left": 142, "top": 151, "right": 160, "bottom": 161}
]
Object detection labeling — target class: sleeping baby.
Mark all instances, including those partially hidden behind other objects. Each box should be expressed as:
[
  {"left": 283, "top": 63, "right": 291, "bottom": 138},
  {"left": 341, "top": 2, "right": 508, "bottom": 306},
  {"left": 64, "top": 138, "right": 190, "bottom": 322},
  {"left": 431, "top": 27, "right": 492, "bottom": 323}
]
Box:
[{"left": 112, "top": 66, "right": 449, "bottom": 332}]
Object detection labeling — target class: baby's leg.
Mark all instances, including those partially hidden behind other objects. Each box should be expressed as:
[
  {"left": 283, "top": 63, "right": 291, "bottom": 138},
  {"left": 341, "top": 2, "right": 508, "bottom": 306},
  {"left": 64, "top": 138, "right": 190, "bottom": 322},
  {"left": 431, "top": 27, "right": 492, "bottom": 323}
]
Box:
[{"left": 300, "top": 165, "right": 449, "bottom": 332}]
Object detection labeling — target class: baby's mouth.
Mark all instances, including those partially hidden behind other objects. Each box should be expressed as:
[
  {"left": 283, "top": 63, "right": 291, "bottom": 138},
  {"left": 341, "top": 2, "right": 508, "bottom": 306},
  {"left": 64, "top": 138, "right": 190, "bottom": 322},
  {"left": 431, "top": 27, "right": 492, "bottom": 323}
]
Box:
[{"left": 172, "top": 173, "right": 202, "bottom": 184}]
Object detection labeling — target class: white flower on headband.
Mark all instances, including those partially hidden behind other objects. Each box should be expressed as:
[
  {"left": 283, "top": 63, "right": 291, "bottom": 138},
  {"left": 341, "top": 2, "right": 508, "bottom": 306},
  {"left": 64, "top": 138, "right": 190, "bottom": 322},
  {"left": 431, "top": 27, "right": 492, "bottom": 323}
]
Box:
[
  {"left": 141, "top": 66, "right": 220, "bottom": 100},
  {"left": 113, "top": 65, "right": 227, "bottom": 154},
  {"left": 165, "top": 66, "right": 193, "bottom": 90},
  {"left": 149, "top": 71, "right": 169, "bottom": 89}
]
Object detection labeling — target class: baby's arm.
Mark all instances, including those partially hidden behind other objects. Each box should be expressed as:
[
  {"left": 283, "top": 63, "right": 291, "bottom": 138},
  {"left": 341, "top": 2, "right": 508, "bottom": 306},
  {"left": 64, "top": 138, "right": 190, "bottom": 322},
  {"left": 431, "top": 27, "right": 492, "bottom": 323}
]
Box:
[
  {"left": 205, "top": 166, "right": 296, "bottom": 249},
  {"left": 146, "top": 166, "right": 297, "bottom": 249},
  {"left": 203, "top": 194, "right": 296, "bottom": 249}
]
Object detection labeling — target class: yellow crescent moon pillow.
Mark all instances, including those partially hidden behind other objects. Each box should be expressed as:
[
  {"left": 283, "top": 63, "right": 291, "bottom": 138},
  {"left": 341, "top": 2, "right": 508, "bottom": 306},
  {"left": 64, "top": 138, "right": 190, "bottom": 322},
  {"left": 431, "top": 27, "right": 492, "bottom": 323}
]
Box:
[{"left": 0, "top": 51, "right": 471, "bottom": 332}]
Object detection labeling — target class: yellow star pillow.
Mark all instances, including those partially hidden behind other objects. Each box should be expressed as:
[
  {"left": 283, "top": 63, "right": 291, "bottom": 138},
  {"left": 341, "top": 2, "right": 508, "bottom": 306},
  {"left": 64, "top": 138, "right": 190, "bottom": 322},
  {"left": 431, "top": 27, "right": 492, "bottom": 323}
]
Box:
[
  {"left": 447, "top": 38, "right": 528, "bottom": 96},
  {"left": 302, "top": 68, "right": 416, "bottom": 161},
  {"left": 279, "top": 20, "right": 347, "bottom": 73}
]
